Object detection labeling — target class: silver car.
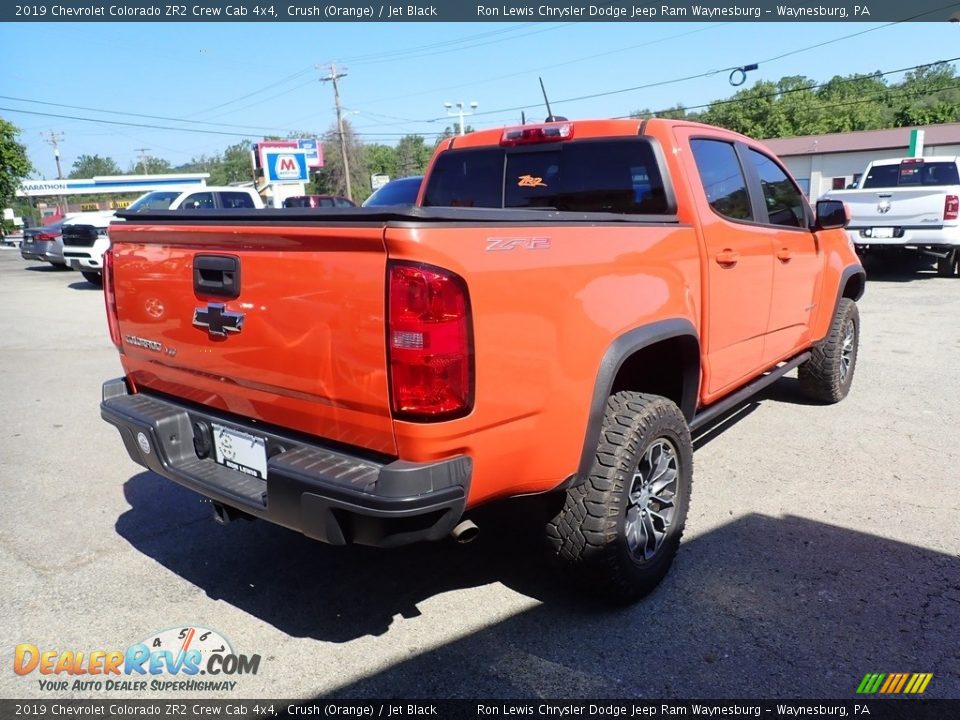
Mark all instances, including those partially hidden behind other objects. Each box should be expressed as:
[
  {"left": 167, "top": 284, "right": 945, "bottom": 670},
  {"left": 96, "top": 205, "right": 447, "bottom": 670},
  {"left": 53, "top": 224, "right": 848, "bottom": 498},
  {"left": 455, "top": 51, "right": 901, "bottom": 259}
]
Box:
[{"left": 20, "top": 220, "right": 69, "bottom": 268}]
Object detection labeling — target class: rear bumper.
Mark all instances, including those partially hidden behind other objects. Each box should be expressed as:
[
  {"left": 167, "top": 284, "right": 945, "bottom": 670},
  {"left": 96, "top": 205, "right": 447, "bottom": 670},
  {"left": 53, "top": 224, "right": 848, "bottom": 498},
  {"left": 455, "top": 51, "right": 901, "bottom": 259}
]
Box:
[
  {"left": 100, "top": 378, "right": 470, "bottom": 548},
  {"left": 21, "top": 240, "right": 55, "bottom": 261},
  {"left": 848, "top": 226, "right": 960, "bottom": 248},
  {"left": 64, "top": 253, "right": 101, "bottom": 271}
]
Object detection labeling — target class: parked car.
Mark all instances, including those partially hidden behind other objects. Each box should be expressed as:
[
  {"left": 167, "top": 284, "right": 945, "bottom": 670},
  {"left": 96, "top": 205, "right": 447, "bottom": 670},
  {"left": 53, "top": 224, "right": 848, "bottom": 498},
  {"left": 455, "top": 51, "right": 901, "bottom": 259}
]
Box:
[
  {"left": 20, "top": 219, "right": 71, "bottom": 268},
  {"left": 101, "top": 118, "right": 864, "bottom": 602},
  {"left": 823, "top": 156, "right": 960, "bottom": 276},
  {"left": 362, "top": 176, "right": 423, "bottom": 207},
  {"left": 282, "top": 195, "right": 356, "bottom": 208}
]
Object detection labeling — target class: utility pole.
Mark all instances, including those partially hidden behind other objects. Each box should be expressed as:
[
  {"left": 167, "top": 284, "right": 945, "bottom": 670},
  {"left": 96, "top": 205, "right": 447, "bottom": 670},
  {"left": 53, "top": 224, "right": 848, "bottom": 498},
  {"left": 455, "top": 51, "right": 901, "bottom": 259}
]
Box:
[
  {"left": 135, "top": 147, "right": 152, "bottom": 175},
  {"left": 42, "top": 130, "right": 68, "bottom": 217},
  {"left": 320, "top": 63, "right": 353, "bottom": 202}
]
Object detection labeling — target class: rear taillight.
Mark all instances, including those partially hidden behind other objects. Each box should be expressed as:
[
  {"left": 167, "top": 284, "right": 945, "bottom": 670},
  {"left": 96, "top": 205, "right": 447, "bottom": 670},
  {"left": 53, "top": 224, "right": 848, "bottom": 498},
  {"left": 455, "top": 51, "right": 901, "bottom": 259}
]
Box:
[
  {"left": 103, "top": 247, "right": 122, "bottom": 351},
  {"left": 35, "top": 233, "right": 56, "bottom": 241},
  {"left": 945, "top": 195, "right": 959, "bottom": 221},
  {"left": 388, "top": 262, "right": 473, "bottom": 420}
]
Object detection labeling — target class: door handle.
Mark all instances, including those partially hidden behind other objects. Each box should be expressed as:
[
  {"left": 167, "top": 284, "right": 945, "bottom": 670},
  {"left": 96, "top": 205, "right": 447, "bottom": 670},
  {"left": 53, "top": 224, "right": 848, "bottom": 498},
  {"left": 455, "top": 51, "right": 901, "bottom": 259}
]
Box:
[
  {"left": 777, "top": 248, "right": 793, "bottom": 263},
  {"left": 716, "top": 249, "right": 739, "bottom": 267},
  {"left": 194, "top": 255, "right": 241, "bottom": 299}
]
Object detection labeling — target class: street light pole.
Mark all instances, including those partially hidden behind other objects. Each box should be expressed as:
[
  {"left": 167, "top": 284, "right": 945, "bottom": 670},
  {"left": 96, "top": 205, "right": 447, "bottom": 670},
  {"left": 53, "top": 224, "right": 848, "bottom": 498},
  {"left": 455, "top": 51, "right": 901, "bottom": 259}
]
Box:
[{"left": 444, "top": 101, "right": 478, "bottom": 136}]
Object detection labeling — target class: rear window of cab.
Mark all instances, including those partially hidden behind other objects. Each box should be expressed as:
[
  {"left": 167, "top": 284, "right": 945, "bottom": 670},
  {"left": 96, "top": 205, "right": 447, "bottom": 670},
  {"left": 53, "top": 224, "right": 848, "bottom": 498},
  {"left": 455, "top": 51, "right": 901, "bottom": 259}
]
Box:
[{"left": 422, "top": 139, "right": 669, "bottom": 215}]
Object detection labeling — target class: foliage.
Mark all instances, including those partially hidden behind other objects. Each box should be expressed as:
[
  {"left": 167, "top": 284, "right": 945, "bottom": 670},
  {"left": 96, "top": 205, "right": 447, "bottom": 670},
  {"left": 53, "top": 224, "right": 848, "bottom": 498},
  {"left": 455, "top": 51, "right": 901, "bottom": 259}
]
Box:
[
  {"left": 173, "top": 141, "right": 255, "bottom": 186},
  {"left": 365, "top": 143, "right": 399, "bottom": 178},
  {"left": 129, "top": 156, "right": 172, "bottom": 175},
  {"left": 0, "top": 117, "right": 32, "bottom": 206},
  {"left": 69, "top": 154, "right": 121, "bottom": 178},
  {"left": 394, "top": 135, "right": 432, "bottom": 177},
  {"left": 0, "top": 118, "right": 32, "bottom": 235},
  {"left": 313, "top": 119, "right": 370, "bottom": 202},
  {"left": 631, "top": 62, "right": 960, "bottom": 138},
  {"left": 438, "top": 123, "right": 475, "bottom": 140}
]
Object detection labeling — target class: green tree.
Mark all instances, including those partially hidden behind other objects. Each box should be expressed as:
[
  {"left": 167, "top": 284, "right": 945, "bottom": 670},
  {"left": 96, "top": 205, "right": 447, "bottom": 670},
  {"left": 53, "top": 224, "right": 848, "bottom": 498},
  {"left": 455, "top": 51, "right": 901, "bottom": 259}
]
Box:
[
  {"left": 314, "top": 120, "right": 369, "bottom": 202},
  {"left": 893, "top": 63, "right": 960, "bottom": 126},
  {"left": 632, "top": 104, "right": 696, "bottom": 121},
  {"left": 130, "top": 156, "right": 172, "bottom": 175},
  {"left": 0, "top": 118, "right": 32, "bottom": 207},
  {"left": 220, "top": 141, "right": 255, "bottom": 184},
  {"left": 814, "top": 72, "right": 891, "bottom": 133},
  {"left": 394, "top": 135, "right": 432, "bottom": 177},
  {"left": 69, "top": 154, "right": 121, "bottom": 178},
  {"left": 364, "top": 143, "right": 398, "bottom": 179}
]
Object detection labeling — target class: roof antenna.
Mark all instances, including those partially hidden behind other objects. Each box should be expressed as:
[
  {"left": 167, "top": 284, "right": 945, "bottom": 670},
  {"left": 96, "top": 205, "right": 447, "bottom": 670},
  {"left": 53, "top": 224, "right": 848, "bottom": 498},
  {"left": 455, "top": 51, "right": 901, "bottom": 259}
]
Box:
[
  {"left": 521, "top": 111, "right": 526, "bottom": 125},
  {"left": 539, "top": 77, "right": 567, "bottom": 122}
]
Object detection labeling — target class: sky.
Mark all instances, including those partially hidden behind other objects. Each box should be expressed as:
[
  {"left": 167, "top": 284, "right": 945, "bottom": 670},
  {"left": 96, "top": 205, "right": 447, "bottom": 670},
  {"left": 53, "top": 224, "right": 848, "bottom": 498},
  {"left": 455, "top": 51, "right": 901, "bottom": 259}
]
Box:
[{"left": 2, "top": 20, "right": 960, "bottom": 179}]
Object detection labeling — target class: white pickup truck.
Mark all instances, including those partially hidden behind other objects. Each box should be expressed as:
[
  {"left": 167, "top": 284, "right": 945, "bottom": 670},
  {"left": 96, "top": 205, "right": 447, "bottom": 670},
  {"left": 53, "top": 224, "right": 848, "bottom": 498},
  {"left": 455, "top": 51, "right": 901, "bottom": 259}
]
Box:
[
  {"left": 822, "top": 156, "right": 960, "bottom": 277},
  {"left": 63, "top": 187, "right": 264, "bottom": 286}
]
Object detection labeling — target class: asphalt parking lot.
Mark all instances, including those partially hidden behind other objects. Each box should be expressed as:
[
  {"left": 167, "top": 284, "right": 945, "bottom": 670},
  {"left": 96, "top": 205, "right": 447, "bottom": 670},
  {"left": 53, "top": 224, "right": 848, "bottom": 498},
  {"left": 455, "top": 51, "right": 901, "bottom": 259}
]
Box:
[{"left": 1, "top": 248, "right": 958, "bottom": 700}]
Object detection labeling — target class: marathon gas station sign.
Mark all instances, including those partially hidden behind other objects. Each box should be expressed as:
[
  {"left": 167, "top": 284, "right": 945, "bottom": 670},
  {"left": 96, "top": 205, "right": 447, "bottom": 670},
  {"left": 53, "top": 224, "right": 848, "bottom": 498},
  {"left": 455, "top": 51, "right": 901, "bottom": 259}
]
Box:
[{"left": 17, "top": 173, "right": 210, "bottom": 197}]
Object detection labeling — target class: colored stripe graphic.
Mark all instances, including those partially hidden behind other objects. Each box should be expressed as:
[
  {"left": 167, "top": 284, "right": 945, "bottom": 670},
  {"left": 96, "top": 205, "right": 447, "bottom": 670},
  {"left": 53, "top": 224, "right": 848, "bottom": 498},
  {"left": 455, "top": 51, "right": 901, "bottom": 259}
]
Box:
[
  {"left": 879, "top": 674, "right": 898, "bottom": 693},
  {"left": 857, "top": 673, "right": 933, "bottom": 694},
  {"left": 857, "top": 674, "right": 885, "bottom": 694}
]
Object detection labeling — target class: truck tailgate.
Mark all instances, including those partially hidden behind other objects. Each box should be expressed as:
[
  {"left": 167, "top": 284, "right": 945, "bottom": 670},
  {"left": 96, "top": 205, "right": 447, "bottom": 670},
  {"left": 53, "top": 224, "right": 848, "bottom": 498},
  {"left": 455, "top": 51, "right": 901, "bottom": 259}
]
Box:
[
  {"left": 832, "top": 188, "right": 950, "bottom": 228},
  {"left": 108, "top": 222, "right": 396, "bottom": 456}
]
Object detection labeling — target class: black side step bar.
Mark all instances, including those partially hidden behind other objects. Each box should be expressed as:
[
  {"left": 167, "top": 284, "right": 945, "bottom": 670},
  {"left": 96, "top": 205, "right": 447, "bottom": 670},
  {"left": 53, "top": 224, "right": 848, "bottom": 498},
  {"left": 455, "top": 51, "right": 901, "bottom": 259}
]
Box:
[{"left": 690, "top": 352, "right": 812, "bottom": 433}]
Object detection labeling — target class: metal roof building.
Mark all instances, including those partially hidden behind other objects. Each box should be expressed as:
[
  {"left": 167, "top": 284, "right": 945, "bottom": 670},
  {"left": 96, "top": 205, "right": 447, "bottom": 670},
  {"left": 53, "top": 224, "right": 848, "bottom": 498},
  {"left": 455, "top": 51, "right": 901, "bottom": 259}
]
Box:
[{"left": 764, "top": 123, "right": 960, "bottom": 200}]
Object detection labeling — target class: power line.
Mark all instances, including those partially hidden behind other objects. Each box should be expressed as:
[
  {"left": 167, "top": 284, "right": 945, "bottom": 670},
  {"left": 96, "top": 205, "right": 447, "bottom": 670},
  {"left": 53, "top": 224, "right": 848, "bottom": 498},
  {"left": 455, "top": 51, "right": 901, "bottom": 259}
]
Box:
[
  {"left": 184, "top": 66, "right": 315, "bottom": 118},
  {"left": 197, "top": 78, "right": 319, "bottom": 121},
  {"left": 5, "top": 57, "right": 959, "bottom": 145},
  {"left": 0, "top": 94, "right": 314, "bottom": 134},
  {"left": 0, "top": 106, "right": 418, "bottom": 138},
  {"left": 626, "top": 56, "right": 960, "bottom": 118},
  {"left": 412, "top": 5, "right": 960, "bottom": 125},
  {"left": 348, "top": 24, "right": 726, "bottom": 121},
  {"left": 338, "top": 23, "right": 568, "bottom": 66}
]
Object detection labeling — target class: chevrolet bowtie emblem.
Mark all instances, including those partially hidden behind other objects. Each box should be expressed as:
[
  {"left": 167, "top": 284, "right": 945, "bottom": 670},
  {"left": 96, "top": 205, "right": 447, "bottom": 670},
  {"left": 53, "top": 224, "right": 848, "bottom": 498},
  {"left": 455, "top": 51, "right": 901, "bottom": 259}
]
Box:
[{"left": 193, "top": 303, "right": 244, "bottom": 337}]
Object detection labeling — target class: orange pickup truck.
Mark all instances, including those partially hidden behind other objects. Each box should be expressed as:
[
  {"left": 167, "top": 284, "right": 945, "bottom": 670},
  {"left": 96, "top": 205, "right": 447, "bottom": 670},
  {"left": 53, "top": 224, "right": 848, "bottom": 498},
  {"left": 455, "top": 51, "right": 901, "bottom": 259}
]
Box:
[{"left": 101, "top": 119, "right": 865, "bottom": 600}]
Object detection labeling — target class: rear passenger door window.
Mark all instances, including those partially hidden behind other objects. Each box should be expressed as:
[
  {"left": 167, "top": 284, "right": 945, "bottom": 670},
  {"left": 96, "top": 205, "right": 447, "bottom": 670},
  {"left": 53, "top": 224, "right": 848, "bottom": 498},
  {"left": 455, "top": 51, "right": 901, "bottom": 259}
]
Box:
[
  {"left": 218, "top": 192, "right": 256, "bottom": 209},
  {"left": 689, "top": 139, "right": 752, "bottom": 221},
  {"left": 746, "top": 149, "right": 808, "bottom": 229}
]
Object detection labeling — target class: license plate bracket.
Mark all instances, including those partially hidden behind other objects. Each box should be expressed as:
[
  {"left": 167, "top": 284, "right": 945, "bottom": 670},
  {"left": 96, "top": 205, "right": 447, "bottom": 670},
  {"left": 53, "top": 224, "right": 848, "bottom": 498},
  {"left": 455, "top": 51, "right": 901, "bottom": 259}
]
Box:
[
  {"left": 212, "top": 423, "right": 268, "bottom": 480},
  {"left": 871, "top": 227, "right": 895, "bottom": 239}
]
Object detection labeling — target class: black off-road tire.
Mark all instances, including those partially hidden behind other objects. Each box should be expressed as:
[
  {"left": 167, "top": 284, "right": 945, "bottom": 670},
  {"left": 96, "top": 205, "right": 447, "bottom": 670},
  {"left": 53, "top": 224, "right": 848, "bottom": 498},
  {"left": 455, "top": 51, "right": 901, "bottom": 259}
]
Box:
[
  {"left": 546, "top": 392, "right": 692, "bottom": 602},
  {"left": 936, "top": 250, "right": 958, "bottom": 278},
  {"left": 798, "top": 298, "right": 860, "bottom": 404},
  {"left": 81, "top": 271, "right": 103, "bottom": 287}
]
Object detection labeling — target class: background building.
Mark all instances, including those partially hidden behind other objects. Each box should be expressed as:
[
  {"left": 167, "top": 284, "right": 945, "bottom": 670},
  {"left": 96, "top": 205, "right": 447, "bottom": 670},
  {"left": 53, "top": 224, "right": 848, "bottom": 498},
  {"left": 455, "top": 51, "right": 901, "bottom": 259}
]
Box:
[{"left": 765, "top": 123, "right": 960, "bottom": 200}]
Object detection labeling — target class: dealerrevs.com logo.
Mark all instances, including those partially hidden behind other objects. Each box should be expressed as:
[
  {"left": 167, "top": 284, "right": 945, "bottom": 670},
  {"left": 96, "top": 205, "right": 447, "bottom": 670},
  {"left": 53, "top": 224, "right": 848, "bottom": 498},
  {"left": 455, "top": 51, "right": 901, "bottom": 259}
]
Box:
[{"left": 14, "top": 626, "right": 261, "bottom": 693}]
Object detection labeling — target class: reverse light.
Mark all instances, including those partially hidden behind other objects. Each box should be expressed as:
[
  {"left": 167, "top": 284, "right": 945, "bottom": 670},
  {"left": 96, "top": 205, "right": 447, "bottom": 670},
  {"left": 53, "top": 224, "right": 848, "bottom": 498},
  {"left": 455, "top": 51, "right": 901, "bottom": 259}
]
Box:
[
  {"left": 103, "top": 247, "right": 122, "bottom": 351},
  {"left": 500, "top": 122, "right": 574, "bottom": 146},
  {"left": 388, "top": 262, "right": 473, "bottom": 420},
  {"left": 945, "top": 195, "right": 959, "bottom": 221}
]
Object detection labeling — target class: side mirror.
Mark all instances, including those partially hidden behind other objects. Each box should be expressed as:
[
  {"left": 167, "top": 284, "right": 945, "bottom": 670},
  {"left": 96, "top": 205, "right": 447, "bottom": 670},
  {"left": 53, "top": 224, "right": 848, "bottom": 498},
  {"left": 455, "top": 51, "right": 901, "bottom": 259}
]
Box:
[{"left": 815, "top": 199, "right": 849, "bottom": 230}]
